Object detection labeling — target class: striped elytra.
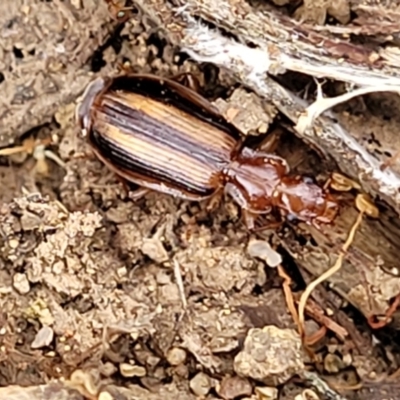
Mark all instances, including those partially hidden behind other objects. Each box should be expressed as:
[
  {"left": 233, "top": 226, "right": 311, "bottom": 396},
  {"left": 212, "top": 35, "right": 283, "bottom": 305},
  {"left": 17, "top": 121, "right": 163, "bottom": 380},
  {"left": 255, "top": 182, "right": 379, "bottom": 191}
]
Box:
[{"left": 78, "top": 74, "right": 243, "bottom": 199}]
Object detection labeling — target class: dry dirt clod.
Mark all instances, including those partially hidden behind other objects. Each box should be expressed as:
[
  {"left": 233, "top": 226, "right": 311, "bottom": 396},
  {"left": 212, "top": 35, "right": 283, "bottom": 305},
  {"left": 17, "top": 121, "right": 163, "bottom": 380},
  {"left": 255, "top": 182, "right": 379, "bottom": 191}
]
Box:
[
  {"left": 217, "top": 375, "right": 253, "bottom": 400},
  {"left": 141, "top": 237, "right": 169, "bottom": 264},
  {"left": 100, "top": 362, "right": 118, "bottom": 378},
  {"left": 189, "top": 372, "right": 213, "bottom": 397},
  {"left": 234, "top": 325, "right": 305, "bottom": 386},
  {"left": 294, "top": 0, "right": 351, "bottom": 25},
  {"left": 0, "top": 383, "right": 86, "bottom": 400},
  {"left": 213, "top": 88, "right": 277, "bottom": 136}
]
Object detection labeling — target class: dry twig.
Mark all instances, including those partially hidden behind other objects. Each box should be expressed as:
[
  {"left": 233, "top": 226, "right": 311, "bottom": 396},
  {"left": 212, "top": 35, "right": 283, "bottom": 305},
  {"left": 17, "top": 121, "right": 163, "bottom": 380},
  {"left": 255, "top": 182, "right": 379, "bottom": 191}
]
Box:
[
  {"left": 277, "top": 265, "right": 299, "bottom": 326},
  {"left": 173, "top": 258, "right": 188, "bottom": 310}
]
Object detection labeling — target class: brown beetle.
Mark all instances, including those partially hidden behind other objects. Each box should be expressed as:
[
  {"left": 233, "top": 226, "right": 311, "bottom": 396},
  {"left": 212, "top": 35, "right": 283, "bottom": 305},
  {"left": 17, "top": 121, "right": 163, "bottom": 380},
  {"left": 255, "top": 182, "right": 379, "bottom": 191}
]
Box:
[{"left": 76, "top": 74, "right": 338, "bottom": 229}]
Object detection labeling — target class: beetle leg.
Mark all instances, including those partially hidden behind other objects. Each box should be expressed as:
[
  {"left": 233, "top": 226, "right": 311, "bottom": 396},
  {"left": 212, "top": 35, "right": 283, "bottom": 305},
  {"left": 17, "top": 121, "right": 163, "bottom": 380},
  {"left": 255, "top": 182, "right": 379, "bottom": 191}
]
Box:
[
  {"left": 170, "top": 72, "right": 202, "bottom": 93},
  {"left": 257, "top": 128, "right": 284, "bottom": 154},
  {"left": 245, "top": 210, "right": 286, "bottom": 232},
  {"left": 111, "top": 174, "right": 130, "bottom": 198},
  {"left": 224, "top": 182, "right": 249, "bottom": 210},
  {"left": 242, "top": 209, "right": 257, "bottom": 231},
  {"left": 71, "top": 150, "right": 97, "bottom": 160},
  {"left": 113, "top": 176, "right": 149, "bottom": 201},
  {"left": 311, "top": 219, "right": 322, "bottom": 231},
  {"left": 251, "top": 209, "right": 284, "bottom": 232},
  {"left": 206, "top": 189, "right": 223, "bottom": 212},
  {"left": 252, "top": 220, "right": 283, "bottom": 232},
  {"left": 128, "top": 187, "right": 150, "bottom": 201}
]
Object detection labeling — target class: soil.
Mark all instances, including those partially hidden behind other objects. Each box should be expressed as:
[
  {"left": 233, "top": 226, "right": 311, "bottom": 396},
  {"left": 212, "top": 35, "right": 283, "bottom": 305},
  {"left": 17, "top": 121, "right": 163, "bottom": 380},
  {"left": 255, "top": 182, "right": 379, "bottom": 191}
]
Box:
[{"left": 1, "top": 1, "right": 400, "bottom": 400}]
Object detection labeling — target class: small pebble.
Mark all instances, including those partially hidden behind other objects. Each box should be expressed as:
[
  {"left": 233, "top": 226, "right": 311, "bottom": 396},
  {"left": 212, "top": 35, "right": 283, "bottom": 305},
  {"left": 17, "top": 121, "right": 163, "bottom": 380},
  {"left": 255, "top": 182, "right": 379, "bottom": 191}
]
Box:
[
  {"left": 141, "top": 237, "right": 169, "bottom": 263},
  {"left": 31, "top": 325, "right": 54, "bottom": 349},
  {"left": 190, "top": 372, "right": 212, "bottom": 397},
  {"left": 70, "top": 369, "right": 98, "bottom": 396},
  {"left": 119, "top": 363, "right": 146, "bottom": 378},
  {"left": 255, "top": 386, "right": 278, "bottom": 400},
  {"left": 166, "top": 347, "right": 187, "bottom": 366},
  {"left": 324, "top": 353, "right": 344, "bottom": 373},
  {"left": 13, "top": 273, "right": 30, "bottom": 294},
  {"left": 342, "top": 353, "right": 352, "bottom": 366},
  {"left": 8, "top": 239, "right": 19, "bottom": 249},
  {"left": 98, "top": 392, "right": 113, "bottom": 400},
  {"left": 294, "top": 389, "right": 318, "bottom": 400}
]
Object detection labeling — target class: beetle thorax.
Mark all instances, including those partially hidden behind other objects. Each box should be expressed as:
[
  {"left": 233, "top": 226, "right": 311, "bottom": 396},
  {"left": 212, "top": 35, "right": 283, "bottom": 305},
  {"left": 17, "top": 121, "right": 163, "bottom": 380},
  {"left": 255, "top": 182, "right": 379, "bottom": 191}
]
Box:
[{"left": 224, "top": 148, "right": 288, "bottom": 213}]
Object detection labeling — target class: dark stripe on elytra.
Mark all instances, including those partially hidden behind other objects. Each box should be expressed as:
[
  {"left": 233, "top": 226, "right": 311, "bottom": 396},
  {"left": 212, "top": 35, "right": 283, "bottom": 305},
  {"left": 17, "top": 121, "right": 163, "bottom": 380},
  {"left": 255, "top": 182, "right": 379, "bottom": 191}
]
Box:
[
  {"left": 102, "top": 96, "right": 231, "bottom": 164},
  {"left": 106, "top": 75, "right": 243, "bottom": 142},
  {"left": 92, "top": 113, "right": 217, "bottom": 181},
  {"left": 90, "top": 129, "right": 215, "bottom": 197},
  {"left": 99, "top": 95, "right": 233, "bottom": 168}
]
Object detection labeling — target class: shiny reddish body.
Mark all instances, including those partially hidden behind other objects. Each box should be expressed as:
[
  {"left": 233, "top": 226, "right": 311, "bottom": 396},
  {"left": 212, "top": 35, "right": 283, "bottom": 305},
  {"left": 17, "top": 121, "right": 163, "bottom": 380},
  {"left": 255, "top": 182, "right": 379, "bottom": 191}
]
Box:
[{"left": 76, "top": 73, "right": 338, "bottom": 229}]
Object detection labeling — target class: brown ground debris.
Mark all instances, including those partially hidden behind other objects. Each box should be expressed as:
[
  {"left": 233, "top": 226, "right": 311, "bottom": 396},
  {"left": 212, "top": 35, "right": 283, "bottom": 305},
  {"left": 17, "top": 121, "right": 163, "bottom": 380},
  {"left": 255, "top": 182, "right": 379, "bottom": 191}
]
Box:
[{"left": 2, "top": 1, "right": 400, "bottom": 399}]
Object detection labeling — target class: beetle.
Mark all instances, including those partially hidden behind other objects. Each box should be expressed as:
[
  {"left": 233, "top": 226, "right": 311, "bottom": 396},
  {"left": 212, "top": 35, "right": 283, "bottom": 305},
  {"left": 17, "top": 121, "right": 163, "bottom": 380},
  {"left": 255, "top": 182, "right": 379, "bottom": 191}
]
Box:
[{"left": 76, "top": 73, "right": 339, "bottom": 229}]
